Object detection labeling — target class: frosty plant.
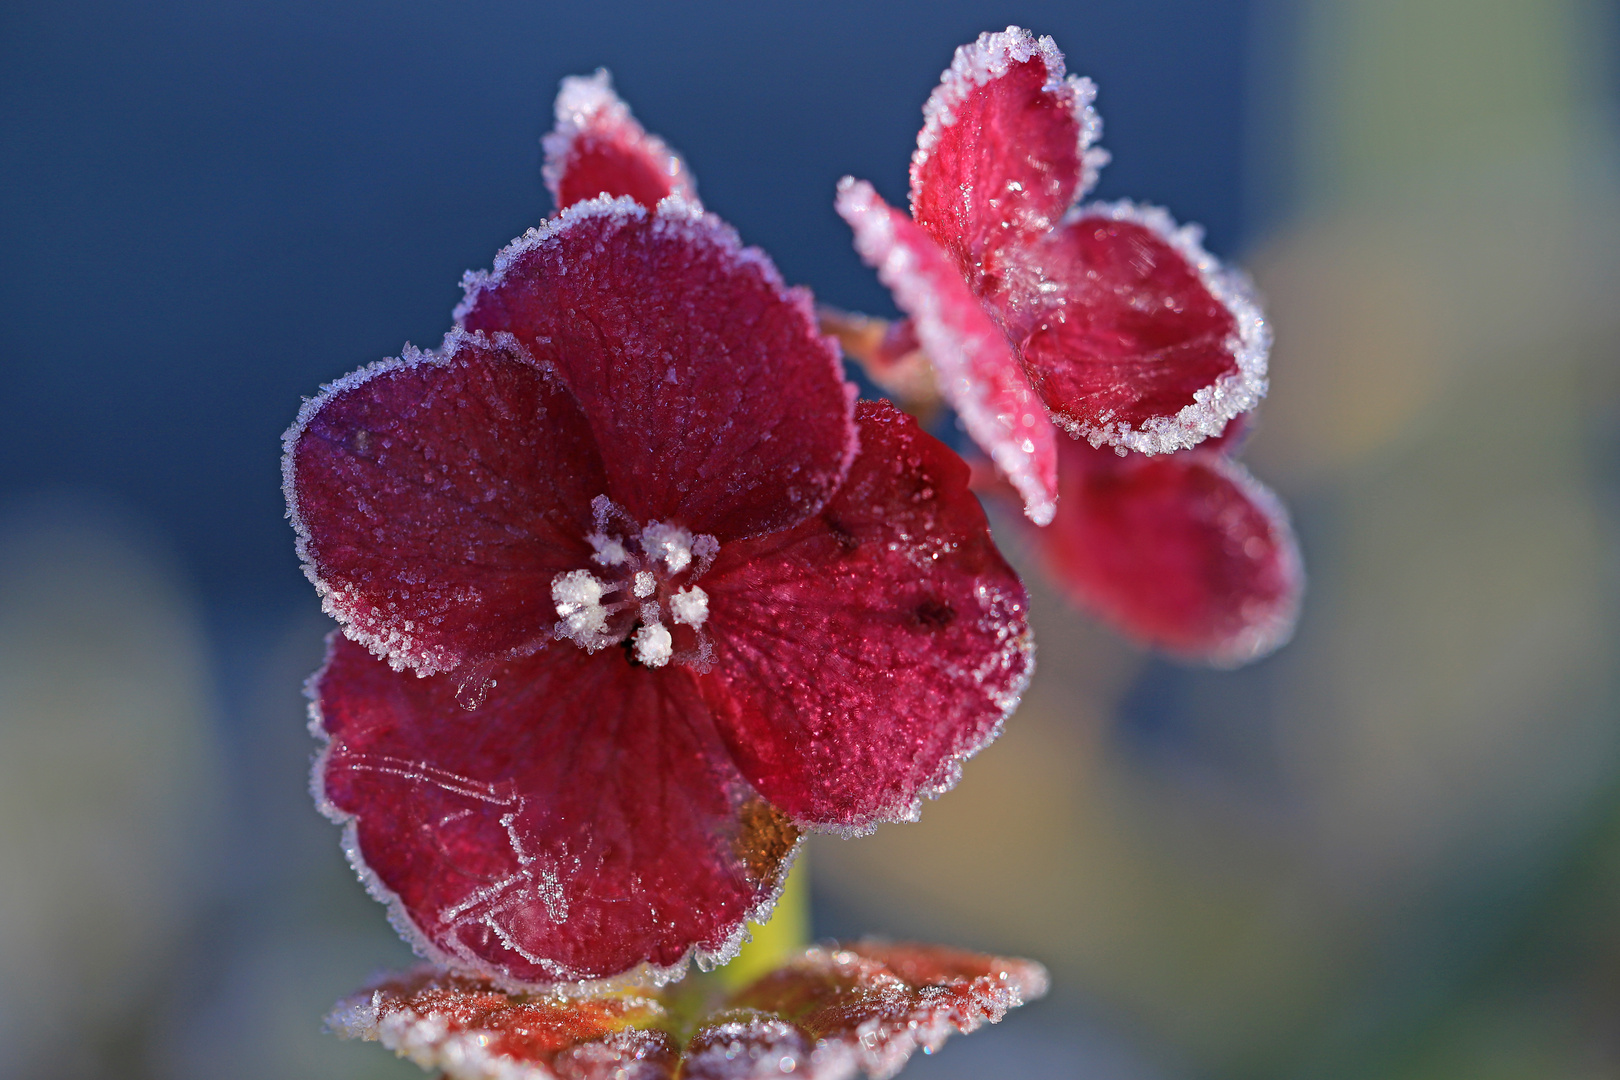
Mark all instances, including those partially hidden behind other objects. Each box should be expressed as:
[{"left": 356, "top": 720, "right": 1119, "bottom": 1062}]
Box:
[
  {"left": 832, "top": 27, "right": 1302, "bottom": 664},
  {"left": 281, "top": 29, "right": 1297, "bottom": 1080}
]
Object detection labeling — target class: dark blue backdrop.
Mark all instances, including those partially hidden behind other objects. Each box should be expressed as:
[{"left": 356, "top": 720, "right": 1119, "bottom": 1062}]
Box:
[{"left": 0, "top": 0, "right": 1251, "bottom": 612}]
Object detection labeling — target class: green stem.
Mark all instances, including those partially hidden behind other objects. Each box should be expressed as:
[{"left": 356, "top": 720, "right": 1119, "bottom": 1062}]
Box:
[{"left": 714, "top": 851, "right": 811, "bottom": 990}]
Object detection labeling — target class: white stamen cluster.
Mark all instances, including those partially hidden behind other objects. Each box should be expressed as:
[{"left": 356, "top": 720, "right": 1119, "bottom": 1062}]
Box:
[
  {"left": 633, "top": 623, "right": 674, "bottom": 667},
  {"left": 550, "top": 499, "right": 717, "bottom": 669},
  {"left": 550, "top": 570, "right": 610, "bottom": 643},
  {"left": 669, "top": 585, "right": 709, "bottom": 628}
]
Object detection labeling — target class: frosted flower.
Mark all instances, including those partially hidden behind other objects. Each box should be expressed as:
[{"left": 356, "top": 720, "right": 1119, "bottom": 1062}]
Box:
[
  {"left": 283, "top": 76, "right": 1032, "bottom": 990},
  {"left": 836, "top": 27, "right": 1301, "bottom": 664}
]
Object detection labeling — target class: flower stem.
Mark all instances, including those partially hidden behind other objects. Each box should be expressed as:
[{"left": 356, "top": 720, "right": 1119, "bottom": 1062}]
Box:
[{"left": 714, "top": 851, "right": 811, "bottom": 990}]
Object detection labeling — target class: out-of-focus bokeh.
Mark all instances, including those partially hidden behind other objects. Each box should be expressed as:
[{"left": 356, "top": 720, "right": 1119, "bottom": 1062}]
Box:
[{"left": 2, "top": 1, "right": 1617, "bottom": 1077}]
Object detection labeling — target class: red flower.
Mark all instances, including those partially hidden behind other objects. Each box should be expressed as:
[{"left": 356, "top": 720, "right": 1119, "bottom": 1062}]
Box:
[
  {"left": 283, "top": 74, "right": 1032, "bottom": 990},
  {"left": 835, "top": 28, "right": 1301, "bottom": 664},
  {"left": 328, "top": 941, "right": 1048, "bottom": 1080}
]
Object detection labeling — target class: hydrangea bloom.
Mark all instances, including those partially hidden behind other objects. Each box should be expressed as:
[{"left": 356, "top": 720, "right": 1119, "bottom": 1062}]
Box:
[
  {"left": 283, "top": 73, "right": 1032, "bottom": 990},
  {"left": 330, "top": 941, "right": 1048, "bottom": 1080},
  {"left": 835, "top": 27, "right": 1301, "bottom": 664}
]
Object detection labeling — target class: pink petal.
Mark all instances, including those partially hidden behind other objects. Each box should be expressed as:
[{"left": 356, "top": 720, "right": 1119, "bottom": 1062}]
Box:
[
  {"left": 313, "top": 635, "right": 802, "bottom": 988},
  {"left": 1012, "top": 202, "right": 1270, "bottom": 455},
  {"left": 837, "top": 178, "right": 1058, "bottom": 525},
  {"left": 326, "top": 941, "right": 1047, "bottom": 1080},
  {"left": 542, "top": 70, "right": 699, "bottom": 214},
  {"left": 909, "top": 26, "right": 1106, "bottom": 297},
  {"left": 720, "top": 942, "right": 1049, "bottom": 1079},
  {"left": 697, "top": 400, "right": 1033, "bottom": 832},
  {"left": 460, "top": 197, "right": 857, "bottom": 541},
  {"left": 284, "top": 330, "right": 606, "bottom": 677},
  {"left": 1035, "top": 440, "right": 1302, "bottom": 666}
]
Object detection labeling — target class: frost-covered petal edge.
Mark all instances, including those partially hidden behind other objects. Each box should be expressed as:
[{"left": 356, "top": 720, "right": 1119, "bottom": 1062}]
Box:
[
  {"left": 1066, "top": 200, "right": 1272, "bottom": 456},
  {"left": 456, "top": 192, "right": 859, "bottom": 540},
  {"left": 281, "top": 326, "right": 566, "bottom": 678},
  {"left": 909, "top": 25, "right": 1108, "bottom": 216},
  {"left": 1192, "top": 454, "right": 1303, "bottom": 666},
  {"left": 837, "top": 178, "right": 1059, "bottom": 525},
  {"left": 542, "top": 68, "right": 699, "bottom": 212},
  {"left": 304, "top": 634, "right": 805, "bottom": 997}
]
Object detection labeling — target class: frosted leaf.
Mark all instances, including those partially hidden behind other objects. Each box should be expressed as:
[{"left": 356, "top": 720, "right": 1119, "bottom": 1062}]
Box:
[{"left": 327, "top": 941, "right": 1047, "bottom": 1080}]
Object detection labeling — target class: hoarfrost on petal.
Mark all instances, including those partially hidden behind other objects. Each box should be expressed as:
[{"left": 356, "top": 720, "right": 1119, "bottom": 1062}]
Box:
[
  {"left": 459, "top": 196, "right": 858, "bottom": 540},
  {"left": 1012, "top": 200, "right": 1270, "bottom": 455},
  {"left": 313, "top": 636, "right": 800, "bottom": 989},
  {"left": 837, "top": 178, "right": 1059, "bottom": 526},
  {"left": 1031, "top": 440, "right": 1302, "bottom": 665},
  {"left": 700, "top": 401, "right": 1033, "bottom": 831},
  {"left": 543, "top": 68, "right": 699, "bottom": 213},
  {"left": 327, "top": 940, "right": 1046, "bottom": 1080},
  {"left": 283, "top": 328, "right": 606, "bottom": 677},
  {"left": 910, "top": 25, "right": 1108, "bottom": 277}
]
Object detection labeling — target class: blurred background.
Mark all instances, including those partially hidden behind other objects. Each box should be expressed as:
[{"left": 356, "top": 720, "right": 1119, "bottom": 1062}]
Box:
[{"left": 3, "top": 1, "right": 1619, "bottom": 1077}]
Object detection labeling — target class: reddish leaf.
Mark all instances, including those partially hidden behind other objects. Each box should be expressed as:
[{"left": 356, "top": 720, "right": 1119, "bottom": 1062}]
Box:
[
  {"left": 838, "top": 179, "right": 1058, "bottom": 525},
  {"left": 285, "top": 330, "right": 606, "bottom": 676},
  {"left": 543, "top": 70, "right": 698, "bottom": 213},
  {"left": 1033, "top": 440, "right": 1302, "bottom": 665},
  {"left": 459, "top": 197, "right": 857, "bottom": 541},
  {"left": 328, "top": 941, "right": 1048, "bottom": 1080},
  {"left": 328, "top": 967, "right": 676, "bottom": 1079},
  {"left": 699, "top": 401, "right": 1032, "bottom": 830},
  {"left": 314, "top": 635, "right": 800, "bottom": 987}
]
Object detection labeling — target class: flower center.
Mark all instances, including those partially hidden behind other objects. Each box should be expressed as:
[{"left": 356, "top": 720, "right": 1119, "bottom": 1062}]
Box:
[{"left": 550, "top": 496, "right": 718, "bottom": 669}]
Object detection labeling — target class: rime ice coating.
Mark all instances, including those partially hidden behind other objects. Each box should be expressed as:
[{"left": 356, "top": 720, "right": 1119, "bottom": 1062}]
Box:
[
  {"left": 841, "top": 25, "right": 1271, "bottom": 474},
  {"left": 837, "top": 179, "right": 1059, "bottom": 526},
  {"left": 327, "top": 942, "right": 1049, "bottom": 1080},
  {"left": 290, "top": 190, "right": 1033, "bottom": 988},
  {"left": 837, "top": 26, "right": 1300, "bottom": 664},
  {"left": 542, "top": 69, "right": 698, "bottom": 213}
]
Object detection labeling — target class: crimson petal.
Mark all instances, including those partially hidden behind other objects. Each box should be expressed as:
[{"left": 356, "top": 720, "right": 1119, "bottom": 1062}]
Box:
[
  {"left": 909, "top": 26, "right": 1105, "bottom": 298},
  {"left": 313, "top": 635, "right": 802, "bottom": 987},
  {"left": 459, "top": 197, "right": 857, "bottom": 540},
  {"left": 285, "top": 330, "right": 606, "bottom": 676},
  {"left": 1035, "top": 440, "right": 1302, "bottom": 666},
  {"left": 1013, "top": 202, "right": 1270, "bottom": 455},
  {"left": 698, "top": 400, "right": 1032, "bottom": 831},
  {"left": 542, "top": 70, "right": 699, "bottom": 213},
  {"left": 838, "top": 179, "right": 1058, "bottom": 525},
  {"left": 327, "top": 942, "right": 1048, "bottom": 1080}
]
